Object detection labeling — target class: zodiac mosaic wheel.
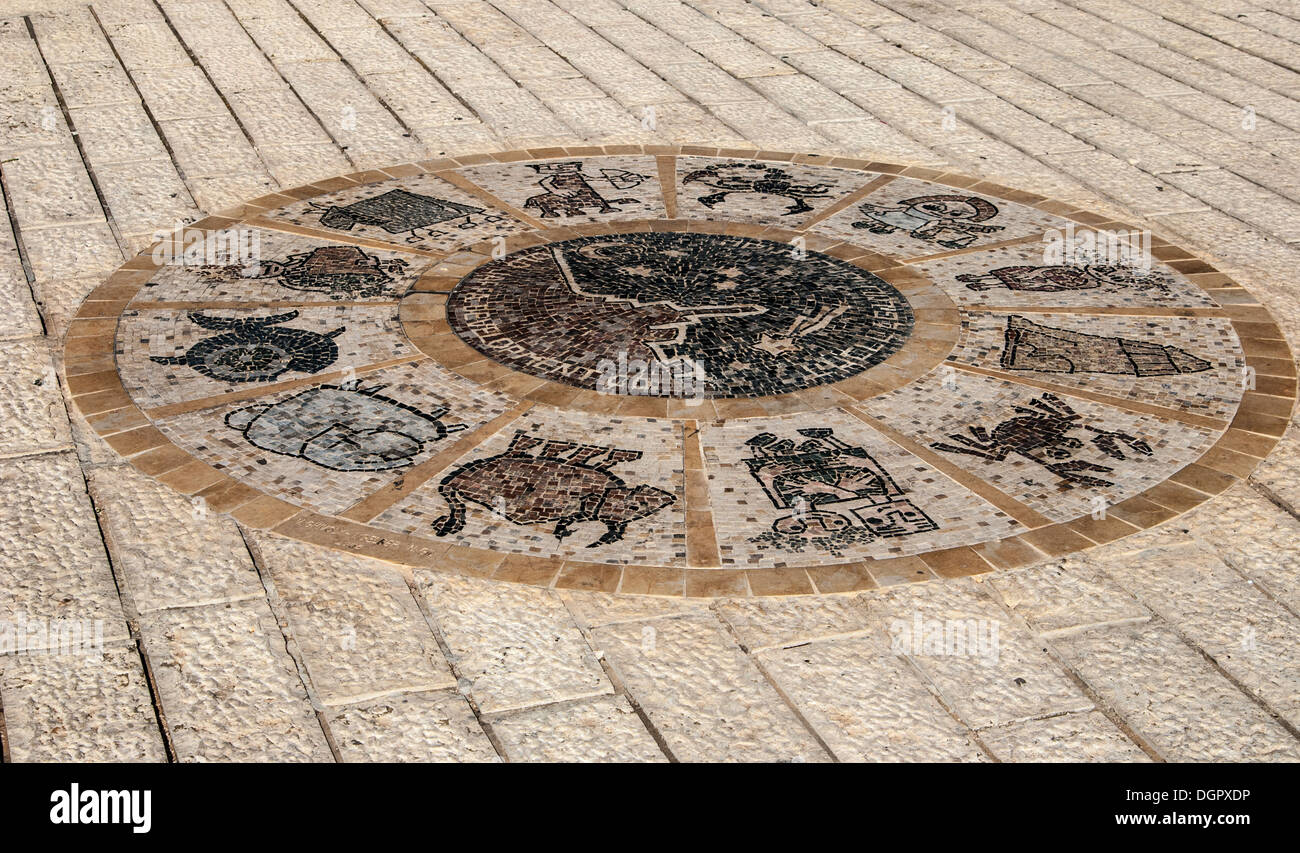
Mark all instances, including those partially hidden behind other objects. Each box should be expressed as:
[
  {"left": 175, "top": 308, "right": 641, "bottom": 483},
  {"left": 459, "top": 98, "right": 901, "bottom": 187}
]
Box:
[{"left": 67, "top": 145, "right": 1297, "bottom": 597}]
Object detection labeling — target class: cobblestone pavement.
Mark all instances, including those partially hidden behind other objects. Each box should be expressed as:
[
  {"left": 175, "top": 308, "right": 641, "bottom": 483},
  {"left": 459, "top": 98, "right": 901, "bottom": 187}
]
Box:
[{"left": 3, "top": 0, "right": 1300, "bottom": 763}]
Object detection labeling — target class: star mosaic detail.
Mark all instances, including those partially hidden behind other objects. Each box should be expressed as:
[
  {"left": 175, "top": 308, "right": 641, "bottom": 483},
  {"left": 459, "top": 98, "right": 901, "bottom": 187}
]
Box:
[{"left": 446, "top": 232, "right": 915, "bottom": 399}]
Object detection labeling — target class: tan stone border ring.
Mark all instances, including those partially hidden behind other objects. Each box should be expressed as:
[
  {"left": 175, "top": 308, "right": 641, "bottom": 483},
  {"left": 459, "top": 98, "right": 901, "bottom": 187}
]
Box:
[{"left": 65, "top": 145, "right": 1298, "bottom": 597}]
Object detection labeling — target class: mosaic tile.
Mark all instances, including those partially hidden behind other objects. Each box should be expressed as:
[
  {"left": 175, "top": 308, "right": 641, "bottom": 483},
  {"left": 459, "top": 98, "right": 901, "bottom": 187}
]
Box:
[
  {"left": 447, "top": 232, "right": 913, "bottom": 398},
  {"left": 909, "top": 242, "right": 1218, "bottom": 309},
  {"left": 153, "top": 360, "right": 512, "bottom": 515},
  {"left": 132, "top": 227, "right": 427, "bottom": 304},
  {"left": 455, "top": 156, "right": 665, "bottom": 224},
  {"left": 857, "top": 370, "right": 1222, "bottom": 523},
  {"left": 950, "top": 312, "right": 1246, "bottom": 419},
  {"left": 700, "top": 411, "right": 1024, "bottom": 568},
  {"left": 675, "top": 157, "right": 873, "bottom": 223},
  {"left": 70, "top": 149, "right": 1293, "bottom": 596},
  {"left": 117, "top": 305, "right": 415, "bottom": 409},
  {"left": 810, "top": 176, "right": 1068, "bottom": 257},
  {"left": 372, "top": 409, "right": 685, "bottom": 566},
  {"left": 260, "top": 173, "right": 533, "bottom": 253}
]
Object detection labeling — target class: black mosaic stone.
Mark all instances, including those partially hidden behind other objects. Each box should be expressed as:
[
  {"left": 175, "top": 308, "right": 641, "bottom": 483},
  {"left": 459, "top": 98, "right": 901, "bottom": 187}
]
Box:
[{"left": 446, "top": 232, "right": 915, "bottom": 399}]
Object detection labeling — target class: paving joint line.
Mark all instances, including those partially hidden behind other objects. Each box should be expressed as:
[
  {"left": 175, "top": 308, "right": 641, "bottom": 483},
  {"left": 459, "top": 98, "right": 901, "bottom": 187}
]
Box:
[
  {"left": 403, "top": 574, "right": 512, "bottom": 762},
  {"left": 239, "top": 527, "right": 345, "bottom": 762},
  {"left": 977, "top": 578, "right": 1168, "bottom": 761},
  {"left": 151, "top": 0, "right": 284, "bottom": 192},
  {"left": 217, "top": 0, "right": 360, "bottom": 171},
  {"left": 85, "top": 6, "right": 205, "bottom": 215},
  {"left": 22, "top": 14, "right": 131, "bottom": 260}
]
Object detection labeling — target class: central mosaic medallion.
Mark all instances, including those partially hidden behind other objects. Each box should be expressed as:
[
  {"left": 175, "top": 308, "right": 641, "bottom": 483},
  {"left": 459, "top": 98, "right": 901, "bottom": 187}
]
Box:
[{"left": 445, "top": 232, "right": 914, "bottom": 398}]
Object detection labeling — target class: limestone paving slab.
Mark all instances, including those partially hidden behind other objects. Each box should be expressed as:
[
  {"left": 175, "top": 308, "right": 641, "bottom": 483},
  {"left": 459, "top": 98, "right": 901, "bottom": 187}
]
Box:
[
  {"left": 593, "top": 614, "right": 831, "bottom": 762},
  {"left": 326, "top": 689, "right": 498, "bottom": 763},
  {"left": 0, "top": 641, "right": 167, "bottom": 763},
  {"left": 414, "top": 571, "right": 611, "bottom": 715},
  {"left": 253, "top": 534, "right": 456, "bottom": 706},
  {"left": 489, "top": 694, "right": 667, "bottom": 762},
  {"left": 979, "top": 709, "right": 1151, "bottom": 762},
  {"left": 1051, "top": 620, "right": 1300, "bottom": 761},
  {"left": 757, "top": 632, "right": 991, "bottom": 762},
  {"left": 139, "top": 598, "right": 333, "bottom": 762}
]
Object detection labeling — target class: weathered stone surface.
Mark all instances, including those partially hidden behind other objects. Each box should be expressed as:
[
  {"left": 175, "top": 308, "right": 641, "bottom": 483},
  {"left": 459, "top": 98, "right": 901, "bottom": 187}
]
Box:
[
  {"left": 491, "top": 695, "right": 666, "bottom": 762},
  {"left": 715, "top": 593, "right": 872, "bottom": 651},
  {"left": 759, "top": 633, "right": 989, "bottom": 761},
  {"left": 980, "top": 710, "right": 1150, "bottom": 763},
  {"left": 254, "top": 535, "right": 456, "bottom": 706},
  {"left": 876, "top": 580, "right": 1095, "bottom": 728},
  {"left": 139, "top": 599, "right": 333, "bottom": 762},
  {"left": 1051, "top": 621, "right": 1300, "bottom": 761},
  {"left": 559, "top": 589, "right": 710, "bottom": 630},
  {"left": 90, "top": 465, "right": 263, "bottom": 613},
  {"left": 327, "top": 689, "right": 497, "bottom": 762},
  {"left": 415, "top": 572, "right": 610, "bottom": 714},
  {"left": 0, "top": 337, "right": 72, "bottom": 456},
  {"left": 989, "top": 562, "right": 1149, "bottom": 634},
  {"left": 1099, "top": 543, "right": 1300, "bottom": 729},
  {"left": 0, "top": 453, "right": 129, "bottom": 646},
  {"left": 594, "top": 615, "right": 829, "bottom": 762},
  {"left": 0, "top": 641, "right": 167, "bottom": 762}
]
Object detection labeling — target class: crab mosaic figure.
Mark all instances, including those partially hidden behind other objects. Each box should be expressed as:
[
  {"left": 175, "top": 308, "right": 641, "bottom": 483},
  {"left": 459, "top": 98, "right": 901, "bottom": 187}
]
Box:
[
  {"left": 522, "top": 161, "right": 647, "bottom": 218},
  {"left": 682, "top": 161, "right": 834, "bottom": 216},
  {"left": 852, "top": 194, "right": 1004, "bottom": 249},
  {"left": 930, "top": 393, "right": 1153, "bottom": 488},
  {"left": 956, "top": 263, "right": 1172, "bottom": 294},
  {"left": 311, "top": 188, "right": 504, "bottom": 243},
  {"left": 149, "top": 310, "right": 342, "bottom": 383},
  {"left": 233, "top": 245, "right": 409, "bottom": 299},
  {"left": 431, "top": 431, "right": 676, "bottom": 548},
  {"left": 224, "top": 381, "right": 467, "bottom": 471}
]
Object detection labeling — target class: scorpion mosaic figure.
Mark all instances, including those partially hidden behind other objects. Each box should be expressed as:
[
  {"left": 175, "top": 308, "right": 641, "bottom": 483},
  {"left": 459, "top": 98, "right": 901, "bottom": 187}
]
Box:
[
  {"left": 852, "top": 194, "right": 1004, "bottom": 249},
  {"left": 431, "top": 431, "right": 676, "bottom": 548},
  {"left": 149, "top": 310, "right": 342, "bottom": 383},
  {"left": 682, "top": 161, "right": 835, "bottom": 215},
  {"left": 930, "top": 393, "right": 1153, "bottom": 488}
]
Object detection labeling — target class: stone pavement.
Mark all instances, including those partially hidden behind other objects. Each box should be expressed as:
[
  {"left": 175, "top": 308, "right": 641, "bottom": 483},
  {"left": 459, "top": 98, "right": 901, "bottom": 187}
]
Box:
[{"left": 2, "top": 0, "right": 1300, "bottom": 763}]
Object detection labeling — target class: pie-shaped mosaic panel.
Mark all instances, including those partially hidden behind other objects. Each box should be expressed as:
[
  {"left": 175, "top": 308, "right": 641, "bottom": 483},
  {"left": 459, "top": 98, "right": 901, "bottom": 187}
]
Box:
[{"left": 67, "top": 146, "right": 1297, "bottom": 597}]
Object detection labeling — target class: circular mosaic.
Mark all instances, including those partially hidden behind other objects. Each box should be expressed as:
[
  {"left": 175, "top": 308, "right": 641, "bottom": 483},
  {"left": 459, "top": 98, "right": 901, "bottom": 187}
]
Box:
[
  {"left": 67, "top": 146, "right": 1297, "bottom": 597},
  {"left": 446, "top": 232, "right": 914, "bottom": 398}
]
